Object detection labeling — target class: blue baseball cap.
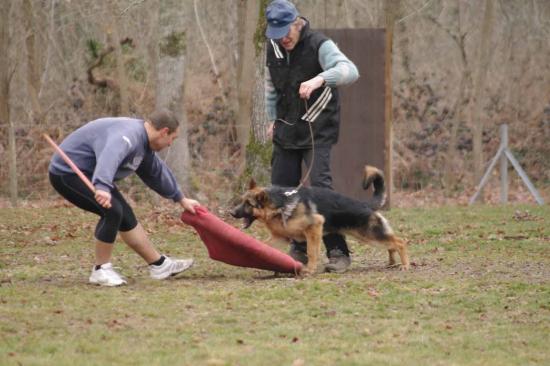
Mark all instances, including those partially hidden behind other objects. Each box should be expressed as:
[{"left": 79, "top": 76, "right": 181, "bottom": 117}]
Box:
[{"left": 265, "top": 0, "right": 299, "bottom": 39}]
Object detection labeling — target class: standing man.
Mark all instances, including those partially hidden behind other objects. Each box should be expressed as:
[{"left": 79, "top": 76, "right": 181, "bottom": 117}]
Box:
[
  {"left": 48, "top": 110, "right": 200, "bottom": 286},
  {"left": 265, "top": 0, "right": 359, "bottom": 272}
]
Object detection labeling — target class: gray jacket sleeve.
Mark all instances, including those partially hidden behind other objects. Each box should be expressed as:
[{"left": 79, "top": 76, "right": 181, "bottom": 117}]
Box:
[
  {"left": 135, "top": 152, "right": 183, "bottom": 202},
  {"left": 318, "top": 40, "right": 359, "bottom": 87},
  {"left": 92, "top": 135, "right": 133, "bottom": 192},
  {"left": 265, "top": 66, "right": 278, "bottom": 122}
]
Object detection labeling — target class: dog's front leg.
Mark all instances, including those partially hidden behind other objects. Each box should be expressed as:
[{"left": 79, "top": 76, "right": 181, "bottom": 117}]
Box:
[{"left": 301, "top": 218, "right": 324, "bottom": 276}]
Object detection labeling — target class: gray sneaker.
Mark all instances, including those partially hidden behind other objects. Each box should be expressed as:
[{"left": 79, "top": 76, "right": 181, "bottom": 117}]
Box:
[
  {"left": 288, "top": 243, "right": 308, "bottom": 265},
  {"left": 324, "top": 249, "right": 351, "bottom": 273}
]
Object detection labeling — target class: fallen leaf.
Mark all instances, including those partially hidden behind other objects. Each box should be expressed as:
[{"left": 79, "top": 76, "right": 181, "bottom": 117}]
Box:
[
  {"left": 206, "top": 359, "right": 226, "bottom": 366},
  {"left": 368, "top": 288, "right": 380, "bottom": 297},
  {"left": 43, "top": 236, "right": 57, "bottom": 246}
]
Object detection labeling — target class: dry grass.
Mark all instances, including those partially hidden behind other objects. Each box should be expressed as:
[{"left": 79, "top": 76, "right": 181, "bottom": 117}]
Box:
[{"left": 0, "top": 203, "right": 549, "bottom": 365}]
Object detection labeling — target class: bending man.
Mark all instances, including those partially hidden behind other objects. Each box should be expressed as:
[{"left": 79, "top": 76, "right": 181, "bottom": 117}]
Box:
[{"left": 48, "top": 110, "right": 200, "bottom": 286}]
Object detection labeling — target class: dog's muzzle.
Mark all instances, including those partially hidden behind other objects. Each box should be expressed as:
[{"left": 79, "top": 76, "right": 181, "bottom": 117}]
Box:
[
  {"left": 241, "top": 216, "right": 255, "bottom": 229},
  {"left": 229, "top": 207, "right": 256, "bottom": 229}
]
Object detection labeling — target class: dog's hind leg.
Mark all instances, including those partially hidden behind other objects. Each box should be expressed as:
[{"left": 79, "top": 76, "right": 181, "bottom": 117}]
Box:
[
  {"left": 364, "top": 212, "right": 410, "bottom": 270},
  {"left": 388, "top": 249, "right": 398, "bottom": 268},
  {"left": 388, "top": 236, "right": 410, "bottom": 270}
]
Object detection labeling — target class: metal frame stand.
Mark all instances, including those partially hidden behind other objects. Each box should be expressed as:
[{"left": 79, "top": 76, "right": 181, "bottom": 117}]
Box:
[{"left": 469, "top": 124, "right": 544, "bottom": 205}]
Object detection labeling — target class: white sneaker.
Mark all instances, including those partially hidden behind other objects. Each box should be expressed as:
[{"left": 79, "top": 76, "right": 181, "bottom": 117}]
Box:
[
  {"left": 89, "top": 263, "right": 127, "bottom": 286},
  {"left": 149, "top": 256, "right": 194, "bottom": 280}
]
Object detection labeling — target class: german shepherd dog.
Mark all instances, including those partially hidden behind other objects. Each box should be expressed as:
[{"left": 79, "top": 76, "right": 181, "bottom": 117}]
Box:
[{"left": 230, "top": 166, "right": 410, "bottom": 275}]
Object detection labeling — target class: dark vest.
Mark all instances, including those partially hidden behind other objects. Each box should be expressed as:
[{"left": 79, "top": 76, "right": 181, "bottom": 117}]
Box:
[{"left": 266, "top": 20, "right": 340, "bottom": 149}]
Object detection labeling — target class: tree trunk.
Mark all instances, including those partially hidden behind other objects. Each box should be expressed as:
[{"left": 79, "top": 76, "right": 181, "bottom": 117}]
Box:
[
  {"left": 109, "top": 2, "right": 129, "bottom": 116},
  {"left": 383, "top": 0, "right": 400, "bottom": 207},
  {"left": 146, "top": 0, "right": 160, "bottom": 106},
  {"left": 236, "top": 0, "right": 260, "bottom": 151},
  {"left": 443, "top": 2, "right": 471, "bottom": 191},
  {"left": 22, "top": 0, "right": 42, "bottom": 123},
  {"left": 155, "top": 0, "right": 191, "bottom": 193},
  {"left": 1, "top": 1, "right": 17, "bottom": 206},
  {"left": 443, "top": 71, "right": 469, "bottom": 190},
  {"left": 471, "top": 0, "right": 495, "bottom": 185},
  {"left": 7, "top": 119, "right": 17, "bottom": 207},
  {"left": 239, "top": 0, "right": 272, "bottom": 188}
]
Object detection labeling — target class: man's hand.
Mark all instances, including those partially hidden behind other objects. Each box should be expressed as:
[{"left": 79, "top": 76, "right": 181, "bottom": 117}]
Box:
[
  {"left": 180, "top": 197, "right": 200, "bottom": 214},
  {"left": 299, "top": 75, "right": 325, "bottom": 99},
  {"left": 95, "top": 189, "right": 112, "bottom": 209}
]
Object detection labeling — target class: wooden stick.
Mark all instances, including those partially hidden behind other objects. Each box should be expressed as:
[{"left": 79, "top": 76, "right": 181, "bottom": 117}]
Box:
[{"left": 43, "top": 134, "right": 95, "bottom": 193}]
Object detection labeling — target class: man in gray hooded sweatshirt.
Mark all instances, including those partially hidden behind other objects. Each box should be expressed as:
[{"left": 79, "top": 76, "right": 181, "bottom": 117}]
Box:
[{"left": 49, "top": 109, "right": 200, "bottom": 286}]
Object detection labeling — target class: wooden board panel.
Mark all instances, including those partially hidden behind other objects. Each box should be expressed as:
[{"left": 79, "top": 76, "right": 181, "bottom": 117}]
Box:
[{"left": 320, "top": 29, "right": 388, "bottom": 203}]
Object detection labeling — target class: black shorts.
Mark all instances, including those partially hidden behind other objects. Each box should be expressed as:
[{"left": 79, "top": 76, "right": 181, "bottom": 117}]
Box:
[{"left": 49, "top": 172, "right": 138, "bottom": 243}]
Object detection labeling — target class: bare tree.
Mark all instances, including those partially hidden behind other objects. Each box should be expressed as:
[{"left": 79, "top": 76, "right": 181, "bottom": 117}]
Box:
[
  {"left": 384, "top": 0, "right": 403, "bottom": 206},
  {"left": 155, "top": 0, "right": 191, "bottom": 192},
  {"left": 1, "top": 1, "right": 17, "bottom": 206},
  {"left": 193, "top": 0, "right": 227, "bottom": 104},
  {"left": 108, "top": 1, "right": 129, "bottom": 115},
  {"left": 236, "top": 0, "right": 261, "bottom": 151},
  {"left": 22, "top": 0, "right": 42, "bottom": 122},
  {"left": 471, "top": 0, "right": 495, "bottom": 187},
  {"left": 237, "top": 0, "right": 273, "bottom": 187},
  {"left": 434, "top": 1, "right": 473, "bottom": 190}
]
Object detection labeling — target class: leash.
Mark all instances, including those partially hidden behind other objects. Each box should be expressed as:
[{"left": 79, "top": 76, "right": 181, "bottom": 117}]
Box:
[{"left": 276, "top": 99, "right": 315, "bottom": 197}]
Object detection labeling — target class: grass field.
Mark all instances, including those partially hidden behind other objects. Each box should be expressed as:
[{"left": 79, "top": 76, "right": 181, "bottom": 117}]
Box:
[{"left": 0, "top": 204, "right": 548, "bottom": 365}]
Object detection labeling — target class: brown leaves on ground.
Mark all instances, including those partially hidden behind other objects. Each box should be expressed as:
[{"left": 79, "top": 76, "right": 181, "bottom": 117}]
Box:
[{"left": 513, "top": 210, "right": 543, "bottom": 222}]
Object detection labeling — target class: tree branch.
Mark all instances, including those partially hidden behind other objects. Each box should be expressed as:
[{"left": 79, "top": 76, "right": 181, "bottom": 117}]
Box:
[
  {"left": 120, "top": 0, "right": 147, "bottom": 16},
  {"left": 397, "top": 0, "right": 435, "bottom": 24},
  {"left": 86, "top": 38, "right": 134, "bottom": 90},
  {"left": 193, "top": 0, "right": 226, "bottom": 103}
]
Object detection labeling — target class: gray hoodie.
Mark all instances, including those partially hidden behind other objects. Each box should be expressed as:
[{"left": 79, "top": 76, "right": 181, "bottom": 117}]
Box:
[{"left": 48, "top": 117, "right": 183, "bottom": 202}]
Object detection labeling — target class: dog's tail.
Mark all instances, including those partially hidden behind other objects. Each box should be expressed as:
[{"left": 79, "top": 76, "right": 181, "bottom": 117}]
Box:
[{"left": 363, "top": 165, "right": 386, "bottom": 210}]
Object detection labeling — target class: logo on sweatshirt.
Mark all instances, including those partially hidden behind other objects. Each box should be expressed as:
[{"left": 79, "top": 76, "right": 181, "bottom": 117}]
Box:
[
  {"left": 122, "top": 136, "right": 132, "bottom": 148},
  {"left": 124, "top": 155, "right": 143, "bottom": 170}
]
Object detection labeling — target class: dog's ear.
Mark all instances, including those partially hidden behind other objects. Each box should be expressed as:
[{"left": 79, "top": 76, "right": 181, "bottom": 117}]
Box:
[
  {"left": 255, "top": 190, "right": 268, "bottom": 207},
  {"left": 248, "top": 178, "right": 257, "bottom": 190}
]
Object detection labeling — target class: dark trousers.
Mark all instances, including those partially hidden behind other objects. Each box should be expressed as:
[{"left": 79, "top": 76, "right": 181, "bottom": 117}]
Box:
[
  {"left": 271, "top": 144, "right": 350, "bottom": 256},
  {"left": 49, "top": 172, "right": 138, "bottom": 243}
]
